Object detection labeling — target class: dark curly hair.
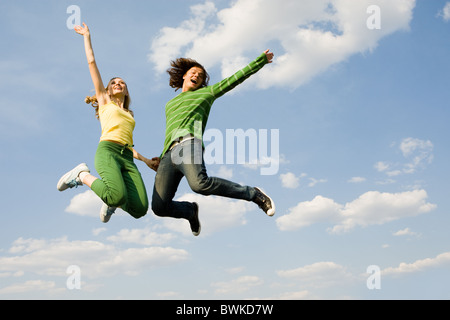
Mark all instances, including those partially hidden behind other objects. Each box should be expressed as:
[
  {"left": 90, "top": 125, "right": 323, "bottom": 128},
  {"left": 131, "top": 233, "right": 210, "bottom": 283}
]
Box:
[{"left": 167, "top": 58, "right": 210, "bottom": 91}]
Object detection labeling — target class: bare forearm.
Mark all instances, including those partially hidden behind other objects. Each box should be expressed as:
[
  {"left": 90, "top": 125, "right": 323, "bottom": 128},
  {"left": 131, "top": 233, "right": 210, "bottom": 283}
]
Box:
[
  {"left": 133, "top": 148, "right": 145, "bottom": 161},
  {"left": 83, "top": 34, "right": 95, "bottom": 64},
  {"left": 76, "top": 24, "right": 105, "bottom": 103},
  {"left": 133, "top": 148, "right": 160, "bottom": 172}
]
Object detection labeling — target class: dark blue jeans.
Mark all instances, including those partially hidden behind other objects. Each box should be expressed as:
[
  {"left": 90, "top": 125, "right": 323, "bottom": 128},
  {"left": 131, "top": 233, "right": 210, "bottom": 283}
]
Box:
[{"left": 152, "top": 138, "right": 256, "bottom": 220}]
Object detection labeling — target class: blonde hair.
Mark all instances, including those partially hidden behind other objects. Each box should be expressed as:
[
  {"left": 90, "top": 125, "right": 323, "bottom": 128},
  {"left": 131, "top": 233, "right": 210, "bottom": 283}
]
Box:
[{"left": 85, "top": 77, "right": 133, "bottom": 119}]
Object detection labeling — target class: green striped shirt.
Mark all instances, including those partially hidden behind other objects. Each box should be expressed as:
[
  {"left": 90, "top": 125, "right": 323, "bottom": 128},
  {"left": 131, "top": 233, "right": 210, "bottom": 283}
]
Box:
[{"left": 161, "top": 52, "right": 269, "bottom": 157}]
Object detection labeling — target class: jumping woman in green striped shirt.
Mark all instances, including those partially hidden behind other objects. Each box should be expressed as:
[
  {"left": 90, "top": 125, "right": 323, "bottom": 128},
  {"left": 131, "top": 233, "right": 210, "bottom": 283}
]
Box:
[{"left": 152, "top": 50, "right": 276, "bottom": 236}]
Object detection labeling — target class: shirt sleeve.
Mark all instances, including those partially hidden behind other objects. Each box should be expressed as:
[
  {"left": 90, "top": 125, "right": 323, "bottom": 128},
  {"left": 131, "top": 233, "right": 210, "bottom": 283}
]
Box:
[{"left": 209, "top": 53, "right": 268, "bottom": 99}]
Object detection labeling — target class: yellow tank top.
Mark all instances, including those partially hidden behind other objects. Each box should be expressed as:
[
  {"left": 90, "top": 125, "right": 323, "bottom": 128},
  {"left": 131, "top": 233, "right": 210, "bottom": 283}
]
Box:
[{"left": 98, "top": 101, "right": 135, "bottom": 146}]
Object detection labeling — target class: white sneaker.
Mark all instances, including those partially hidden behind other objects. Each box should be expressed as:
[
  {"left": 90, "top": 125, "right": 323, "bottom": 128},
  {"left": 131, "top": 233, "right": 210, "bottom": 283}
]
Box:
[
  {"left": 57, "top": 163, "right": 90, "bottom": 191},
  {"left": 100, "top": 203, "right": 116, "bottom": 223}
]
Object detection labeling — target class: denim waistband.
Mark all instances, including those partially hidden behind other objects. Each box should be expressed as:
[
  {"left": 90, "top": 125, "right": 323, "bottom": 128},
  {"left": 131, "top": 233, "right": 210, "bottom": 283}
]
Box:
[{"left": 168, "top": 134, "right": 196, "bottom": 153}]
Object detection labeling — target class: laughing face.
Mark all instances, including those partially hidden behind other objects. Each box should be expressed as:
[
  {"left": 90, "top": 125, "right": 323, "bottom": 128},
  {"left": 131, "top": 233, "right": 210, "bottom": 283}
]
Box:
[
  {"left": 108, "top": 78, "right": 128, "bottom": 97},
  {"left": 182, "top": 67, "right": 205, "bottom": 92}
]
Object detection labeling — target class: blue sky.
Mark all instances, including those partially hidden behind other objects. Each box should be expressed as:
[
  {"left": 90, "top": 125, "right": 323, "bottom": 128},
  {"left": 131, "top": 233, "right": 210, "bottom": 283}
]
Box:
[{"left": 0, "top": 0, "right": 450, "bottom": 300}]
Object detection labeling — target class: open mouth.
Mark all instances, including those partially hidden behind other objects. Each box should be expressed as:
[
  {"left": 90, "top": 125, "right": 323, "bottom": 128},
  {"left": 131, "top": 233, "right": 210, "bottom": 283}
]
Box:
[{"left": 191, "top": 79, "right": 198, "bottom": 85}]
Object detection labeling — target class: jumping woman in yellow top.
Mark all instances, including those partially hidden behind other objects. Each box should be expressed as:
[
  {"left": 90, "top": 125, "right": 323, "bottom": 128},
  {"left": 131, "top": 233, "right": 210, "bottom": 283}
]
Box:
[{"left": 57, "top": 23, "right": 159, "bottom": 223}]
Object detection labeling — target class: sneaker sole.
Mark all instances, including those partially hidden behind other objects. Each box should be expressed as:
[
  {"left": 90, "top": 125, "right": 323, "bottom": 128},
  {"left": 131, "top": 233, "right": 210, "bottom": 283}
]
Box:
[
  {"left": 100, "top": 203, "right": 115, "bottom": 223},
  {"left": 57, "top": 163, "right": 89, "bottom": 191},
  {"left": 255, "top": 187, "right": 276, "bottom": 216}
]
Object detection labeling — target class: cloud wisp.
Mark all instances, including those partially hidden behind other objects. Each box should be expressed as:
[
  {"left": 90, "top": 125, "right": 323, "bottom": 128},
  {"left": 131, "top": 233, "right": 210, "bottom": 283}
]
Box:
[
  {"left": 276, "top": 189, "right": 436, "bottom": 234},
  {"left": 149, "top": 0, "right": 416, "bottom": 90}
]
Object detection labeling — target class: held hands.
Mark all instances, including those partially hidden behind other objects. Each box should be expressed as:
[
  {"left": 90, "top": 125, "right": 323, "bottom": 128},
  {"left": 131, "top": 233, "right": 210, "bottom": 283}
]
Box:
[
  {"left": 264, "top": 49, "right": 274, "bottom": 64},
  {"left": 133, "top": 149, "right": 160, "bottom": 172},
  {"left": 74, "top": 22, "right": 90, "bottom": 36},
  {"left": 144, "top": 157, "right": 161, "bottom": 172}
]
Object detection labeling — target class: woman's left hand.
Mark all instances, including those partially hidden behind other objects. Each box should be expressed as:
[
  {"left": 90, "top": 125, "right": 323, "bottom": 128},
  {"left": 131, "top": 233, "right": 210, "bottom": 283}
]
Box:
[{"left": 144, "top": 157, "right": 161, "bottom": 172}]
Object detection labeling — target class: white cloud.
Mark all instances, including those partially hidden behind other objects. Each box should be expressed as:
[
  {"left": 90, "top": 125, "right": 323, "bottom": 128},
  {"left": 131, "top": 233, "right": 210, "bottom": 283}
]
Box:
[
  {"left": 65, "top": 189, "right": 254, "bottom": 238},
  {"left": 0, "top": 237, "right": 189, "bottom": 283},
  {"left": 399, "top": 137, "right": 434, "bottom": 174},
  {"left": 348, "top": 177, "right": 366, "bottom": 183},
  {"left": 400, "top": 138, "right": 431, "bottom": 157},
  {"left": 215, "top": 165, "right": 233, "bottom": 180},
  {"left": 374, "top": 161, "right": 390, "bottom": 172},
  {"left": 276, "top": 195, "right": 343, "bottom": 230},
  {"left": 280, "top": 172, "right": 300, "bottom": 189},
  {"left": 65, "top": 190, "right": 155, "bottom": 220},
  {"left": 92, "top": 228, "right": 107, "bottom": 236},
  {"left": 277, "top": 261, "right": 355, "bottom": 288},
  {"left": 212, "top": 275, "right": 263, "bottom": 295},
  {"left": 241, "top": 153, "right": 287, "bottom": 176},
  {"left": 275, "top": 252, "right": 450, "bottom": 295},
  {"left": 376, "top": 138, "right": 434, "bottom": 177},
  {"left": 160, "top": 193, "right": 253, "bottom": 236},
  {"left": 393, "top": 227, "right": 420, "bottom": 237},
  {"left": 0, "top": 280, "right": 60, "bottom": 295},
  {"left": 386, "top": 170, "right": 403, "bottom": 177},
  {"left": 279, "top": 172, "right": 325, "bottom": 189},
  {"left": 65, "top": 190, "right": 103, "bottom": 217},
  {"left": 308, "top": 177, "right": 327, "bottom": 187},
  {"left": 149, "top": 1, "right": 217, "bottom": 73},
  {"left": 149, "top": 0, "right": 416, "bottom": 90},
  {"left": 107, "top": 228, "right": 175, "bottom": 246},
  {"left": 375, "top": 178, "right": 396, "bottom": 185},
  {"left": 382, "top": 251, "right": 450, "bottom": 276},
  {"left": 439, "top": 2, "right": 450, "bottom": 21},
  {"left": 276, "top": 189, "right": 436, "bottom": 233}
]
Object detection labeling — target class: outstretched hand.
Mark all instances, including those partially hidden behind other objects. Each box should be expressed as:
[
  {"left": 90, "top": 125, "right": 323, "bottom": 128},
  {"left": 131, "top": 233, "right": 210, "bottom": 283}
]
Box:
[
  {"left": 264, "top": 49, "right": 274, "bottom": 64},
  {"left": 74, "top": 22, "right": 90, "bottom": 36}
]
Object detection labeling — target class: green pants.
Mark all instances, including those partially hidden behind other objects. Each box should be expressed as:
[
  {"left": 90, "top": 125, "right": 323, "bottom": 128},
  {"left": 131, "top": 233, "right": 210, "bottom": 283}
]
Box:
[{"left": 91, "top": 141, "right": 148, "bottom": 219}]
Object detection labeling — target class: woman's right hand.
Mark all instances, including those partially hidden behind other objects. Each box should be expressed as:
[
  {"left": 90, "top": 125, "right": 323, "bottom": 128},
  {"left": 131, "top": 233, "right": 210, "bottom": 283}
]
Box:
[{"left": 74, "top": 22, "right": 90, "bottom": 36}]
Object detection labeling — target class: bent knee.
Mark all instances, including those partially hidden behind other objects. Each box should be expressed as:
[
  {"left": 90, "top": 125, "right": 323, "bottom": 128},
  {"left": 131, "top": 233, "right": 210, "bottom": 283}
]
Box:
[
  {"left": 151, "top": 201, "right": 169, "bottom": 217},
  {"left": 129, "top": 203, "right": 149, "bottom": 219},
  {"left": 129, "top": 210, "right": 147, "bottom": 219},
  {"left": 105, "top": 195, "right": 127, "bottom": 209},
  {"left": 189, "top": 179, "right": 211, "bottom": 195}
]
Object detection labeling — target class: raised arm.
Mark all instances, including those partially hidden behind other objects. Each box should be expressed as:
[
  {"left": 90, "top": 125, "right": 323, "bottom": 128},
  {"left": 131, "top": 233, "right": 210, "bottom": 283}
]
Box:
[
  {"left": 74, "top": 23, "right": 108, "bottom": 105},
  {"left": 211, "top": 49, "right": 274, "bottom": 99}
]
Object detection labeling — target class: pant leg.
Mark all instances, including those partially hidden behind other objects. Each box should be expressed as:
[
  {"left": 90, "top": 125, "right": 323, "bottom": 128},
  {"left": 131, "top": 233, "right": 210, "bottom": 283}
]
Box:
[
  {"left": 177, "top": 139, "right": 256, "bottom": 201},
  {"left": 120, "top": 150, "right": 149, "bottom": 219},
  {"left": 151, "top": 152, "right": 195, "bottom": 220},
  {"left": 91, "top": 142, "right": 127, "bottom": 208}
]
